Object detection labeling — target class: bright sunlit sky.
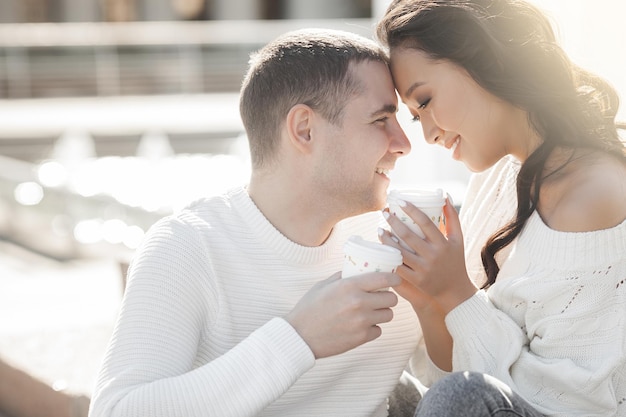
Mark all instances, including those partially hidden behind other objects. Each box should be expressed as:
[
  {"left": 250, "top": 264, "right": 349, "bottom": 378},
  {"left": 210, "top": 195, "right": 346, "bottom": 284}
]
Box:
[{"left": 530, "top": 0, "right": 626, "bottom": 121}]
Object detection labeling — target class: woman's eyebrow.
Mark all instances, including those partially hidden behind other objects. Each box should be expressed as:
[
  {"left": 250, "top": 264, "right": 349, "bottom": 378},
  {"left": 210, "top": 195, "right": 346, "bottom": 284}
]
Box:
[{"left": 404, "top": 81, "right": 426, "bottom": 98}]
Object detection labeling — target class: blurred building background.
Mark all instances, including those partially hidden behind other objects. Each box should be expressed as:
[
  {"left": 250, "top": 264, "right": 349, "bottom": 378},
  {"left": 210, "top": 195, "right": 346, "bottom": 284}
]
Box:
[
  {"left": 0, "top": 0, "right": 375, "bottom": 101},
  {"left": 0, "top": 0, "right": 402, "bottom": 262},
  {"left": 0, "top": 0, "right": 624, "bottom": 405},
  {"left": 0, "top": 0, "right": 373, "bottom": 22}
]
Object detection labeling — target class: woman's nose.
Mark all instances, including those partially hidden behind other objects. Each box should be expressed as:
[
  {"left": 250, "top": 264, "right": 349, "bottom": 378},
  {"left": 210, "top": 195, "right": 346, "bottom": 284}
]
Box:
[{"left": 421, "top": 115, "right": 443, "bottom": 145}]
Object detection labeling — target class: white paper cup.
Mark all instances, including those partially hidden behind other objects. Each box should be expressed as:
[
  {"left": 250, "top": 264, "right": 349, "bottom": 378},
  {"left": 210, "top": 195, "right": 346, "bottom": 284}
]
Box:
[
  {"left": 387, "top": 189, "right": 445, "bottom": 249},
  {"left": 342, "top": 235, "right": 403, "bottom": 281}
]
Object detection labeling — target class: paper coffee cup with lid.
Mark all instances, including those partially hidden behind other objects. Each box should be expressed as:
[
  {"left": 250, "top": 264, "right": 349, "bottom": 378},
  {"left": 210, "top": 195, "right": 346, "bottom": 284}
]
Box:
[
  {"left": 342, "top": 235, "right": 403, "bottom": 280},
  {"left": 387, "top": 188, "right": 446, "bottom": 249}
]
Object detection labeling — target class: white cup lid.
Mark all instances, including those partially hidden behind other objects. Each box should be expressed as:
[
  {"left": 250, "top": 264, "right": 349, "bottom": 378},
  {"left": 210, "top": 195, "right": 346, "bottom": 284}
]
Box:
[
  {"left": 388, "top": 188, "right": 445, "bottom": 208},
  {"left": 344, "top": 235, "right": 402, "bottom": 266}
]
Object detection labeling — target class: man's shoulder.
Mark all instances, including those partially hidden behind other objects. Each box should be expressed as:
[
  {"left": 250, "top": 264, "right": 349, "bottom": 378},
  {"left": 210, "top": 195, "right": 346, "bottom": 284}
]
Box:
[
  {"left": 149, "top": 186, "right": 248, "bottom": 235},
  {"left": 182, "top": 186, "right": 247, "bottom": 215}
]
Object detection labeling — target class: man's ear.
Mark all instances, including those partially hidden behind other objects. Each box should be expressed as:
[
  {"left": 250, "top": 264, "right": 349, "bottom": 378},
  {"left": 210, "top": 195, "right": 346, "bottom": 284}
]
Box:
[{"left": 285, "top": 104, "right": 314, "bottom": 154}]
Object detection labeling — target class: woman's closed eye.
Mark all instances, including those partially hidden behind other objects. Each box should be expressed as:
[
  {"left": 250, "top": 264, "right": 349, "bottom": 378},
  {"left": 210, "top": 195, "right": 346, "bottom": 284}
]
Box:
[{"left": 411, "top": 98, "right": 431, "bottom": 122}]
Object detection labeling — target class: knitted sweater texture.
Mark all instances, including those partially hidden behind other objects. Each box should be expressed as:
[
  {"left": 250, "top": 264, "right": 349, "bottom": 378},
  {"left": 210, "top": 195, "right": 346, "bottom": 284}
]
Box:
[
  {"left": 454, "top": 157, "right": 626, "bottom": 416},
  {"left": 89, "top": 186, "right": 421, "bottom": 417}
]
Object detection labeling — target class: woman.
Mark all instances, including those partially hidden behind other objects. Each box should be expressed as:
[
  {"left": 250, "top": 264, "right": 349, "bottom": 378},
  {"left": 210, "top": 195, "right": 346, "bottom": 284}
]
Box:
[{"left": 376, "top": 1, "right": 626, "bottom": 416}]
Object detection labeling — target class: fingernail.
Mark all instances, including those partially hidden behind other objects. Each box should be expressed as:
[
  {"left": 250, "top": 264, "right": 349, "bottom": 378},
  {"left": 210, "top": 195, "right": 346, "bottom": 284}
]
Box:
[
  {"left": 390, "top": 235, "right": 399, "bottom": 243},
  {"left": 446, "top": 193, "right": 454, "bottom": 206},
  {"left": 377, "top": 227, "right": 384, "bottom": 237},
  {"left": 382, "top": 211, "right": 390, "bottom": 220},
  {"left": 398, "top": 199, "right": 407, "bottom": 207}
]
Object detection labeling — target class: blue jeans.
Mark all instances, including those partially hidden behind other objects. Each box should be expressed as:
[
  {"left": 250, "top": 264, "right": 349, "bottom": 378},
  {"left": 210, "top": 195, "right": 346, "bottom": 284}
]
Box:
[{"left": 414, "top": 372, "right": 546, "bottom": 417}]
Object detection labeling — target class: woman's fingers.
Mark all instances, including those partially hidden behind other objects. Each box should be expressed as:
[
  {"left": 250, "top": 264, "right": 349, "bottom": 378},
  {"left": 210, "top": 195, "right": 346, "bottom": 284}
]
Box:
[
  {"left": 442, "top": 195, "right": 463, "bottom": 244},
  {"left": 389, "top": 200, "right": 447, "bottom": 244},
  {"left": 382, "top": 208, "right": 431, "bottom": 255},
  {"left": 377, "top": 227, "right": 427, "bottom": 275}
]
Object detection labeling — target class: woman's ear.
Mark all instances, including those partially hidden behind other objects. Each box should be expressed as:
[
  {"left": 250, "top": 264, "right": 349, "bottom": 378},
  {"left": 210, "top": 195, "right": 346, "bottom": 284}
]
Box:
[{"left": 285, "top": 104, "right": 314, "bottom": 154}]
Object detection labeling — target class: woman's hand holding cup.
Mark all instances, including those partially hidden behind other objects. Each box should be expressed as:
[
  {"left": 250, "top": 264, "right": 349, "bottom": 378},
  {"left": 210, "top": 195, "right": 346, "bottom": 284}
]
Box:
[{"left": 380, "top": 194, "right": 477, "bottom": 314}]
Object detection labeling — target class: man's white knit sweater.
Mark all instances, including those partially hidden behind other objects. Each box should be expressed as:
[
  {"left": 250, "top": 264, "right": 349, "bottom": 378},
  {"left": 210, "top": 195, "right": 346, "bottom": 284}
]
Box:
[
  {"left": 89, "top": 186, "right": 421, "bottom": 417},
  {"left": 456, "top": 156, "right": 626, "bottom": 416}
]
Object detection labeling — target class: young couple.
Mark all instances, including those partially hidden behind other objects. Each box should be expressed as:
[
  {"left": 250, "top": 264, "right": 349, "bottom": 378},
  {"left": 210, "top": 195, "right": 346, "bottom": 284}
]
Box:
[{"left": 89, "top": 1, "right": 626, "bottom": 416}]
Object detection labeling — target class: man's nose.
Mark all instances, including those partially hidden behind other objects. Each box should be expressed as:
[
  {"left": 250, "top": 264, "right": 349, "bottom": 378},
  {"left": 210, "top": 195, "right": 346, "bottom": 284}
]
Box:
[{"left": 389, "top": 119, "right": 411, "bottom": 156}]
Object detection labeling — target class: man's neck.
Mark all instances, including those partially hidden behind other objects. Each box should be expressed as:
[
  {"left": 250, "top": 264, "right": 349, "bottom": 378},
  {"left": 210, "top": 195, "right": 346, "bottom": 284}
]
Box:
[{"left": 248, "top": 172, "right": 340, "bottom": 247}]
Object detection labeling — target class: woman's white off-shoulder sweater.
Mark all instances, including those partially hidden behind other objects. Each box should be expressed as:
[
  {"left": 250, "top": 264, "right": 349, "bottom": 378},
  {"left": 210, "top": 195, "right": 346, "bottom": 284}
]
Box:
[{"left": 454, "top": 157, "right": 626, "bottom": 416}]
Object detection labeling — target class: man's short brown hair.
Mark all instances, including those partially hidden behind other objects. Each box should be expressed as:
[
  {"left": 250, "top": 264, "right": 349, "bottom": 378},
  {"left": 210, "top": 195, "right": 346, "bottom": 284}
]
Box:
[{"left": 239, "top": 28, "right": 388, "bottom": 168}]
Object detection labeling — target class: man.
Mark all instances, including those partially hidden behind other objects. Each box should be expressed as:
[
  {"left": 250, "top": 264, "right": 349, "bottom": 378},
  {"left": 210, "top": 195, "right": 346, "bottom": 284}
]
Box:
[{"left": 89, "top": 28, "right": 420, "bottom": 417}]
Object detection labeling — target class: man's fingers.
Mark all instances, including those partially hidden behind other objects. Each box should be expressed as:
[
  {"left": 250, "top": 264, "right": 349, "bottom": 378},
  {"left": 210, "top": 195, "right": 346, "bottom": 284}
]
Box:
[{"left": 342, "top": 271, "right": 401, "bottom": 292}]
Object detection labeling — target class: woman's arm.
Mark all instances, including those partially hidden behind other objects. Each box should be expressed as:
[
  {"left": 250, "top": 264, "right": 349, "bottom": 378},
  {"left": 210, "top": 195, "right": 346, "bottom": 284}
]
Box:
[{"left": 379, "top": 198, "right": 476, "bottom": 371}]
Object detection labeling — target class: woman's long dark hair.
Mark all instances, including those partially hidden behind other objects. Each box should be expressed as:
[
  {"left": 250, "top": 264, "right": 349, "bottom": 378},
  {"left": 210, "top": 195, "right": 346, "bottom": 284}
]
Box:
[{"left": 377, "top": 0, "right": 625, "bottom": 288}]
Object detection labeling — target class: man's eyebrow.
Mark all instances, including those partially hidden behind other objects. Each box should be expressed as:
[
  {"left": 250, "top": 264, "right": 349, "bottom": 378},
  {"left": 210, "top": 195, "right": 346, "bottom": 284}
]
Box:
[
  {"left": 404, "top": 82, "right": 425, "bottom": 98},
  {"left": 370, "top": 104, "right": 398, "bottom": 118}
]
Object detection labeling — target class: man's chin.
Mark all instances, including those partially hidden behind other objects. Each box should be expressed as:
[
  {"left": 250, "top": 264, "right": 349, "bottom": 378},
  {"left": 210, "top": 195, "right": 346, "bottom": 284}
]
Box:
[
  {"left": 345, "top": 202, "right": 382, "bottom": 219},
  {"left": 369, "top": 194, "right": 388, "bottom": 213},
  {"left": 343, "top": 190, "right": 387, "bottom": 217}
]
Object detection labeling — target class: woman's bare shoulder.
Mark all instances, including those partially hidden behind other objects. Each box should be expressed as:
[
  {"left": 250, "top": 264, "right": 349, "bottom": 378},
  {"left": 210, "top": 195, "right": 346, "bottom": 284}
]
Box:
[{"left": 539, "top": 152, "right": 626, "bottom": 232}]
